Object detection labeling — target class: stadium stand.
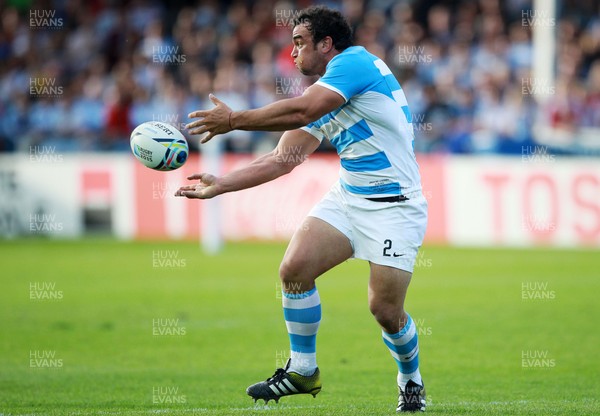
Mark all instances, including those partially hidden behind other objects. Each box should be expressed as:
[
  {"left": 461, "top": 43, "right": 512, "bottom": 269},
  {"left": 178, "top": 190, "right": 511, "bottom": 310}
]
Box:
[{"left": 0, "top": 0, "right": 598, "bottom": 154}]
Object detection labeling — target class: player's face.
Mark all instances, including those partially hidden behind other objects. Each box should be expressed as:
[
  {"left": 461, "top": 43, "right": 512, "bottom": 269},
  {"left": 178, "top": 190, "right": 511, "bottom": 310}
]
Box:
[{"left": 291, "top": 24, "right": 324, "bottom": 76}]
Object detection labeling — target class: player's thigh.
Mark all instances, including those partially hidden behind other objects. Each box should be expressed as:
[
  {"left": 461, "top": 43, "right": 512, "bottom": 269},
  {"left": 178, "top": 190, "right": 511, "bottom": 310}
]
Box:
[{"left": 280, "top": 216, "right": 353, "bottom": 281}]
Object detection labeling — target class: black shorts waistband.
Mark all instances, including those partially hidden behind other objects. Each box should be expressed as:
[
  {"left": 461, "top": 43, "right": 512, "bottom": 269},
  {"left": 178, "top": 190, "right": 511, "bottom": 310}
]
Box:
[{"left": 365, "top": 195, "right": 409, "bottom": 203}]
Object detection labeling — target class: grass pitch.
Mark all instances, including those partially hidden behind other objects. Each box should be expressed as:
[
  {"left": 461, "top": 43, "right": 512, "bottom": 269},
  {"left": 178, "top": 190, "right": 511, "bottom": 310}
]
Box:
[{"left": 0, "top": 240, "right": 598, "bottom": 415}]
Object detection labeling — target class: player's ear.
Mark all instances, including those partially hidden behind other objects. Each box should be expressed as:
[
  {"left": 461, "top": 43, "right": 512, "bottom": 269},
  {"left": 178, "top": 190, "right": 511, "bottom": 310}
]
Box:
[{"left": 320, "top": 37, "right": 333, "bottom": 53}]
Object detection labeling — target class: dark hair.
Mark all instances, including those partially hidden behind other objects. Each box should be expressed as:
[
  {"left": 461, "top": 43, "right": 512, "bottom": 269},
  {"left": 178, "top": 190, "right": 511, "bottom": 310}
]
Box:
[{"left": 293, "top": 6, "right": 354, "bottom": 51}]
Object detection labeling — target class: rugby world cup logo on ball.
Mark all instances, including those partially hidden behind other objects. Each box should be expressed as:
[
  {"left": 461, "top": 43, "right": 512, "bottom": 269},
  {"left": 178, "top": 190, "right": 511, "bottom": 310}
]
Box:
[{"left": 130, "top": 121, "right": 189, "bottom": 171}]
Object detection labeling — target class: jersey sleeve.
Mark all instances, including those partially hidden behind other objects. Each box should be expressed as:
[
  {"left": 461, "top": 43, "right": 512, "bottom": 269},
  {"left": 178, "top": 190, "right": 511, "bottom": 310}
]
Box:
[
  {"left": 315, "top": 52, "right": 372, "bottom": 102},
  {"left": 300, "top": 122, "right": 325, "bottom": 142}
]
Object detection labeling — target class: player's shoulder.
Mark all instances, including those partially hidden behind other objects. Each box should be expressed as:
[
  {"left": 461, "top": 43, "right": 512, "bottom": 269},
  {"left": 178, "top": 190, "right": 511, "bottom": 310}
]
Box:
[
  {"left": 318, "top": 46, "right": 393, "bottom": 102},
  {"left": 328, "top": 46, "right": 378, "bottom": 68}
]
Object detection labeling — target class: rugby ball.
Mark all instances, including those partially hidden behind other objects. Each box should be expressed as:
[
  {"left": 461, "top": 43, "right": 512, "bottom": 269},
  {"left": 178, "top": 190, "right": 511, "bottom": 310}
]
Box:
[{"left": 130, "top": 121, "right": 189, "bottom": 171}]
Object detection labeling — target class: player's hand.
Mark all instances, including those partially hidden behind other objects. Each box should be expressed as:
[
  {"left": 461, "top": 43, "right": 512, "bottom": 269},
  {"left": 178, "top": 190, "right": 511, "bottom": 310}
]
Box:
[
  {"left": 174, "top": 173, "right": 222, "bottom": 199},
  {"left": 186, "top": 94, "right": 233, "bottom": 144}
]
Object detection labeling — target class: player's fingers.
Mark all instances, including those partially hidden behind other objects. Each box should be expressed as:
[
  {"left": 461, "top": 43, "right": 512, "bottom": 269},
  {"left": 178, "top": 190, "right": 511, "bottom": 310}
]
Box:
[
  {"left": 175, "top": 188, "right": 191, "bottom": 196},
  {"left": 187, "top": 173, "right": 206, "bottom": 180},
  {"left": 175, "top": 186, "right": 203, "bottom": 197},
  {"left": 181, "top": 190, "right": 210, "bottom": 199},
  {"left": 185, "top": 120, "right": 206, "bottom": 132},
  {"left": 179, "top": 190, "right": 197, "bottom": 198},
  {"left": 188, "top": 110, "right": 207, "bottom": 119},
  {"left": 177, "top": 185, "right": 200, "bottom": 192},
  {"left": 188, "top": 125, "right": 210, "bottom": 136},
  {"left": 199, "top": 173, "right": 216, "bottom": 185},
  {"left": 200, "top": 132, "right": 216, "bottom": 144},
  {"left": 209, "top": 93, "right": 221, "bottom": 106}
]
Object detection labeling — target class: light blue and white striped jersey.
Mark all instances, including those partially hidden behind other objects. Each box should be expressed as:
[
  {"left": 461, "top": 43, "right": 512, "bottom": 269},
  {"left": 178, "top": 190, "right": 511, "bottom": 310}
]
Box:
[{"left": 301, "top": 46, "right": 421, "bottom": 197}]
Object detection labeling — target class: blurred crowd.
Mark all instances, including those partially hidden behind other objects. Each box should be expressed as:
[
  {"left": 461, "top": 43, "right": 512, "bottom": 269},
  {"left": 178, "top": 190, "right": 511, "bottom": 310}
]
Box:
[{"left": 0, "top": 0, "right": 599, "bottom": 154}]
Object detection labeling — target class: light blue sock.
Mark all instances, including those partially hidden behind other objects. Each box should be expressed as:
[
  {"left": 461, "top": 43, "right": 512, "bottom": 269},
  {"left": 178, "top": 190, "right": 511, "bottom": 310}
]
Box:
[
  {"left": 382, "top": 314, "right": 422, "bottom": 389},
  {"left": 282, "top": 286, "right": 321, "bottom": 376}
]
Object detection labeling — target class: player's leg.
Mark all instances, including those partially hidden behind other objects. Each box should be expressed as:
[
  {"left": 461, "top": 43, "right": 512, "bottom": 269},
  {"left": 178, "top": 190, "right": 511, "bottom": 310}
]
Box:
[
  {"left": 369, "top": 264, "right": 422, "bottom": 385},
  {"left": 368, "top": 263, "right": 412, "bottom": 334},
  {"left": 369, "top": 263, "right": 426, "bottom": 412},
  {"left": 279, "top": 216, "right": 352, "bottom": 373},
  {"left": 246, "top": 216, "right": 353, "bottom": 403},
  {"left": 280, "top": 215, "right": 353, "bottom": 292},
  {"left": 346, "top": 189, "right": 427, "bottom": 411}
]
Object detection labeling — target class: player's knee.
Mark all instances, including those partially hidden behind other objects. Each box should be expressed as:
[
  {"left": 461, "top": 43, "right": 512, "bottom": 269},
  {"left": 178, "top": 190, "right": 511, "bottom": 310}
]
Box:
[
  {"left": 279, "top": 257, "right": 314, "bottom": 292},
  {"left": 368, "top": 301, "right": 389, "bottom": 321},
  {"left": 369, "top": 301, "right": 403, "bottom": 333},
  {"left": 279, "top": 257, "right": 304, "bottom": 283}
]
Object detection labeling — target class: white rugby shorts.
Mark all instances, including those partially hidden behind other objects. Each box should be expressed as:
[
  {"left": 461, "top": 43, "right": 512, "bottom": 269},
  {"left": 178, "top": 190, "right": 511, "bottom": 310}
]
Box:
[{"left": 308, "top": 182, "right": 428, "bottom": 273}]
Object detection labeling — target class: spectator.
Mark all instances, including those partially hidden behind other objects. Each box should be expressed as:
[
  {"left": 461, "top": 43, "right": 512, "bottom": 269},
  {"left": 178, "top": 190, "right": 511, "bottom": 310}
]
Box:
[{"left": 0, "top": 0, "right": 598, "bottom": 154}]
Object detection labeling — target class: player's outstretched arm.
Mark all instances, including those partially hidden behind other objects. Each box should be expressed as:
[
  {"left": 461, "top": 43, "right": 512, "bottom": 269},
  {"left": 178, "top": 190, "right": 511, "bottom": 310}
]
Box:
[
  {"left": 174, "top": 129, "right": 320, "bottom": 199},
  {"left": 186, "top": 85, "right": 344, "bottom": 143}
]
